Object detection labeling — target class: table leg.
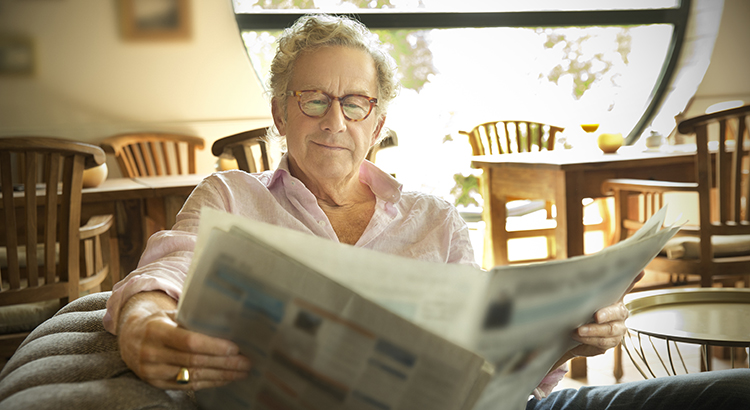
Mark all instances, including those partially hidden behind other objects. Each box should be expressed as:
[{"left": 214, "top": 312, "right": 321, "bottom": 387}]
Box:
[
  {"left": 164, "top": 195, "right": 186, "bottom": 230},
  {"left": 482, "top": 168, "right": 509, "bottom": 267},
  {"left": 115, "top": 199, "right": 146, "bottom": 276},
  {"left": 562, "top": 171, "right": 585, "bottom": 258},
  {"left": 558, "top": 171, "right": 590, "bottom": 378}
]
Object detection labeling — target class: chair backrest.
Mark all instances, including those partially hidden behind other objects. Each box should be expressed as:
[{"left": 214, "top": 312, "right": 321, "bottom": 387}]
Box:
[
  {"left": 0, "top": 137, "right": 106, "bottom": 307},
  {"left": 211, "top": 128, "right": 272, "bottom": 173},
  {"left": 680, "top": 104, "right": 750, "bottom": 240},
  {"left": 366, "top": 129, "right": 398, "bottom": 163},
  {"left": 100, "top": 133, "right": 205, "bottom": 177},
  {"left": 606, "top": 105, "right": 750, "bottom": 287},
  {"left": 459, "top": 121, "right": 564, "bottom": 155}
]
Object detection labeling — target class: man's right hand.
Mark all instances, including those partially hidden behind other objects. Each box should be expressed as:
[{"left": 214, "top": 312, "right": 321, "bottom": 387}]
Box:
[{"left": 117, "top": 291, "right": 252, "bottom": 390}]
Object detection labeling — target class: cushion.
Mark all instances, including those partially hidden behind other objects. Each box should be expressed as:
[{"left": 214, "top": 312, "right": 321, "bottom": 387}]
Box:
[
  {"left": 0, "top": 292, "right": 197, "bottom": 410},
  {"left": 661, "top": 235, "right": 750, "bottom": 259},
  {"left": 0, "top": 300, "right": 60, "bottom": 334},
  {"left": 0, "top": 244, "right": 59, "bottom": 269}
]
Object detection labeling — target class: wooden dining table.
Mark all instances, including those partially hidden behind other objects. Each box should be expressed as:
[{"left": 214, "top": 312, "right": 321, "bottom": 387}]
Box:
[
  {"left": 80, "top": 174, "right": 208, "bottom": 281},
  {"left": 471, "top": 145, "right": 696, "bottom": 267}
]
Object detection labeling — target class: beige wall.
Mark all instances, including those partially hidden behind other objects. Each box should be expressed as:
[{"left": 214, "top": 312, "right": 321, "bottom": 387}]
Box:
[
  {"left": 0, "top": 0, "right": 273, "bottom": 177},
  {"left": 1, "top": 0, "right": 747, "bottom": 176},
  {"left": 684, "top": 0, "right": 750, "bottom": 117}
]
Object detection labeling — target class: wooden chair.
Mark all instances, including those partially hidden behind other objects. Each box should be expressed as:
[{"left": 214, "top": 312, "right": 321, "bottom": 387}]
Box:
[
  {"left": 602, "top": 105, "right": 750, "bottom": 379},
  {"left": 100, "top": 132, "right": 205, "bottom": 177},
  {"left": 460, "top": 120, "right": 563, "bottom": 156},
  {"left": 602, "top": 104, "right": 750, "bottom": 290},
  {"left": 459, "top": 121, "right": 611, "bottom": 266},
  {"left": 211, "top": 128, "right": 272, "bottom": 173},
  {"left": 366, "top": 129, "right": 398, "bottom": 164},
  {"left": 0, "top": 137, "right": 115, "bottom": 361},
  {"left": 101, "top": 132, "right": 205, "bottom": 233}
]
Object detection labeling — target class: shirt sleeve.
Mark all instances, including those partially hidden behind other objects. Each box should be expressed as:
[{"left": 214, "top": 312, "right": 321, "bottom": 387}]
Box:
[
  {"left": 446, "top": 206, "right": 481, "bottom": 269},
  {"left": 103, "top": 175, "right": 229, "bottom": 334},
  {"left": 532, "top": 364, "right": 569, "bottom": 399}
]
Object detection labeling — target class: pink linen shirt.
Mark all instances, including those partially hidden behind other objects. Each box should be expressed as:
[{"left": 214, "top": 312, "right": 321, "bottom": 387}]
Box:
[
  {"left": 103, "top": 155, "right": 477, "bottom": 334},
  {"left": 101, "top": 155, "right": 565, "bottom": 398}
]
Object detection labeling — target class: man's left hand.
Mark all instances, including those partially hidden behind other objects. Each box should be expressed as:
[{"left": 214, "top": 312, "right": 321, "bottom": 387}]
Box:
[
  {"left": 569, "top": 301, "right": 629, "bottom": 358},
  {"left": 567, "top": 270, "right": 644, "bottom": 358}
]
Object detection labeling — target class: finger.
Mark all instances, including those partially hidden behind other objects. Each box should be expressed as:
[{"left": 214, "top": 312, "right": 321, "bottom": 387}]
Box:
[
  {"left": 571, "top": 335, "right": 623, "bottom": 352},
  {"left": 138, "top": 362, "right": 250, "bottom": 391},
  {"left": 138, "top": 341, "right": 252, "bottom": 373},
  {"left": 153, "top": 319, "right": 243, "bottom": 357},
  {"left": 594, "top": 302, "right": 629, "bottom": 324},
  {"left": 574, "top": 320, "right": 628, "bottom": 339},
  {"left": 150, "top": 374, "right": 245, "bottom": 391}
]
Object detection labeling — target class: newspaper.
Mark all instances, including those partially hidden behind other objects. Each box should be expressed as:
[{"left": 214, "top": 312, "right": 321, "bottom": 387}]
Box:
[{"left": 177, "top": 206, "right": 679, "bottom": 410}]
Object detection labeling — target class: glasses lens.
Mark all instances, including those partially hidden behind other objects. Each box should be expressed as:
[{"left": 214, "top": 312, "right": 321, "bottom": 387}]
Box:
[
  {"left": 298, "top": 91, "right": 331, "bottom": 117},
  {"left": 341, "top": 95, "right": 373, "bottom": 120}
]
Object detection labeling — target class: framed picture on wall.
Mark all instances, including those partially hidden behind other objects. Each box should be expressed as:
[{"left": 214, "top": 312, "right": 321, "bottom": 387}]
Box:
[
  {"left": 0, "top": 35, "right": 35, "bottom": 77},
  {"left": 119, "top": 0, "right": 191, "bottom": 41}
]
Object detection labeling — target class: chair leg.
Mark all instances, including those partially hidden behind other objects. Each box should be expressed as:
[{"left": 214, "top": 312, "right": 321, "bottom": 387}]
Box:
[
  {"left": 613, "top": 342, "right": 624, "bottom": 380},
  {"left": 569, "top": 357, "right": 587, "bottom": 379}
]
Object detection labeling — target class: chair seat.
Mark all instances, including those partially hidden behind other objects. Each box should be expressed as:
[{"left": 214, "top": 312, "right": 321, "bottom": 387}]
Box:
[
  {"left": 457, "top": 200, "right": 548, "bottom": 224},
  {"left": 662, "top": 235, "right": 750, "bottom": 259},
  {"left": 0, "top": 300, "right": 60, "bottom": 334},
  {"left": 507, "top": 199, "right": 547, "bottom": 217},
  {"left": 0, "top": 244, "right": 59, "bottom": 268}
]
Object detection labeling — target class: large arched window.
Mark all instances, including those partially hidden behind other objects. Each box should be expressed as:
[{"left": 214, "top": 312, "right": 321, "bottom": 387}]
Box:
[{"left": 232, "top": 0, "right": 718, "bottom": 198}]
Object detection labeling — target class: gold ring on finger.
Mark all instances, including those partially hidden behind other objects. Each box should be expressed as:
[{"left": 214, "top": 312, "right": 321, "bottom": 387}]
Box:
[{"left": 176, "top": 367, "right": 190, "bottom": 385}]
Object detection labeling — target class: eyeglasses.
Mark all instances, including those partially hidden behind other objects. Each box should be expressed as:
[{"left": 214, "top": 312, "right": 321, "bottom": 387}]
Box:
[{"left": 287, "top": 90, "right": 378, "bottom": 122}]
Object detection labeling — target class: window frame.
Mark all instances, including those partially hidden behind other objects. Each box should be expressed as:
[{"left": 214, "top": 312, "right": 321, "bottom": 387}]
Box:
[{"left": 234, "top": 0, "right": 692, "bottom": 144}]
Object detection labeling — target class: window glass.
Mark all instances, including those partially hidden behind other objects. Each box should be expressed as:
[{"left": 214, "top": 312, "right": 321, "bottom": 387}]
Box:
[
  {"left": 241, "top": 24, "right": 672, "bottom": 198},
  {"left": 234, "top": 0, "right": 678, "bottom": 13}
]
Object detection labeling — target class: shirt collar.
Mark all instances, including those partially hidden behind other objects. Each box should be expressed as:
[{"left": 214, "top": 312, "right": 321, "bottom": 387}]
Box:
[{"left": 268, "top": 153, "right": 402, "bottom": 204}]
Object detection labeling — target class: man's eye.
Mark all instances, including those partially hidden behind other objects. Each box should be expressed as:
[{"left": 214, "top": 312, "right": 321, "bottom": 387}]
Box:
[{"left": 344, "top": 103, "right": 365, "bottom": 110}]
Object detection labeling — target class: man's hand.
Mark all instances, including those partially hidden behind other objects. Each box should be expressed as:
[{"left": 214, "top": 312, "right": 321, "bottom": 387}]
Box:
[
  {"left": 568, "top": 270, "right": 644, "bottom": 358},
  {"left": 568, "top": 301, "right": 629, "bottom": 357},
  {"left": 117, "top": 291, "right": 252, "bottom": 390},
  {"left": 550, "top": 271, "right": 644, "bottom": 370}
]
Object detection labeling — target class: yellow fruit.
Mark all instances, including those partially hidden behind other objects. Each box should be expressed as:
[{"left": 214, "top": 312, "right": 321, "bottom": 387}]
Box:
[
  {"left": 581, "top": 123, "right": 600, "bottom": 133},
  {"left": 218, "top": 157, "right": 239, "bottom": 170},
  {"left": 597, "top": 133, "right": 623, "bottom": 154}
]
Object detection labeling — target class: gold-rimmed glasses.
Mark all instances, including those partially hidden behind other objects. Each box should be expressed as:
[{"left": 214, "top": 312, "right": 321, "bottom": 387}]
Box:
[{"left": 287, "top": 90, "right": 378, "bottom": 122}]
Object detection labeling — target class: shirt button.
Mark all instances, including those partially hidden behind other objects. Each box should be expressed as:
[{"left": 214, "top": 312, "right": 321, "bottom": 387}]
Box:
[{"left": 318, "top": 220, "right": 326, "bottom": 227}]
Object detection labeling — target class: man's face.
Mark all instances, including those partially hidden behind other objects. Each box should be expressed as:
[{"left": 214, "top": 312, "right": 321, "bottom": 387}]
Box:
[{"left": 272, "top": 46, "right": 384, "bottom": 184}]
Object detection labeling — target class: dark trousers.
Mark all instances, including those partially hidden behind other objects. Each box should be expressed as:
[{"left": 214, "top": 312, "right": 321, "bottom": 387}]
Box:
[{"left": 526, "top": 369, "right": 750, "bottom": 410}]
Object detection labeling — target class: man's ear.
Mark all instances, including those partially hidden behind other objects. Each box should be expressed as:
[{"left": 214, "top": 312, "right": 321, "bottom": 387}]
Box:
[
  {"left": 371, "top": 115, "right": 387, "bottom": 147},
  {"left": 271, "top": 98, "right": 287, "bottom": 136}
]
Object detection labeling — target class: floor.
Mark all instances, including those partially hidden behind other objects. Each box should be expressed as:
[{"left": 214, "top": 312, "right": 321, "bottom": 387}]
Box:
[{"left": 556, "top": 337, "right": 748, "bottom": 391}]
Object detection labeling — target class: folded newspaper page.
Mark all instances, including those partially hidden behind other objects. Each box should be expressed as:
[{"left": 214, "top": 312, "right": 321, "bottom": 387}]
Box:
[{"left": 177, "top": 206, "right": 679, "bottom": 410}]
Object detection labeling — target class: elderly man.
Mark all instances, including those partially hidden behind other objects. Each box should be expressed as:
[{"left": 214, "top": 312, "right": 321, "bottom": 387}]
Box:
[{"left": 103, "top": 14, "right": 749, "bottom": 410}]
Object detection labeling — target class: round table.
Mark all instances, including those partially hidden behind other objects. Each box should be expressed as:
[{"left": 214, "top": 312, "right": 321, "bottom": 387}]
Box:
[{"left": 623, "top": 287, "right": 750, "bottom": 378}]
